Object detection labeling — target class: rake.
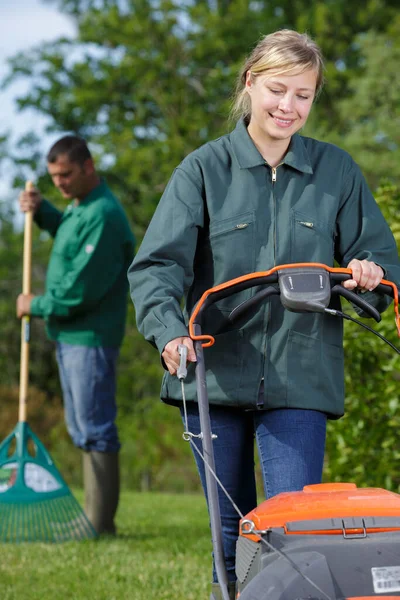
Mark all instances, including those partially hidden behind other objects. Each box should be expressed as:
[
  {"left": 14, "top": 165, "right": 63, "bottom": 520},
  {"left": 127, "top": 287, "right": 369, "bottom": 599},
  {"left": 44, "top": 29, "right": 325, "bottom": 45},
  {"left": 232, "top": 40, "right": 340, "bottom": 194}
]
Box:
[{"left": 0, "top": 181, "right": 97, "bottom": 542}]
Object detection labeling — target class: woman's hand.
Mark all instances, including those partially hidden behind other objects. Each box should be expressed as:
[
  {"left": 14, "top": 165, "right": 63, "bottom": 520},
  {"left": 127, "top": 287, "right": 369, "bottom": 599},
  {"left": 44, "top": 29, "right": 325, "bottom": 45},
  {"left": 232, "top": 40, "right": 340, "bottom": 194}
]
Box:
[
  {"left": 162, "top": 336, "right": 197, "bottom": 376},
  {"left": 343, "top": 259, "right": 384, "bottom": 292}
]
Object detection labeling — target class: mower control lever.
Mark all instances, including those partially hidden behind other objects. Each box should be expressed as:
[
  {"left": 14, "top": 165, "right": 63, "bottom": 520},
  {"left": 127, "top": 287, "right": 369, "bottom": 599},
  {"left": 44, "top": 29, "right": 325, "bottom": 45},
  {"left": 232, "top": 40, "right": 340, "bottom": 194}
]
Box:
[
  {"left": 177, "top": 345, "right": 188, "bottom": 380},
  {"left": 228, "top": 286, "right": 279, "bottom": 325},
  {"left": 189, "top": 264, "right": 399, "bottom": 347},
  {"left": 330, "top": 285, "right": 381, "bottom": 322},
  {"left": 228, "top": 276, "right": 381, "bottom": 325}
]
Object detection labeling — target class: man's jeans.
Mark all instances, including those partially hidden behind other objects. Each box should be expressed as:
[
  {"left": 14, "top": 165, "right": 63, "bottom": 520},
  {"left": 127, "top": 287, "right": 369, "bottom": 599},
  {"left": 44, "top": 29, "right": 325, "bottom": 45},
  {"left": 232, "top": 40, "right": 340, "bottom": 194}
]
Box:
[
  {"left": 56, "top": 342, "right": 120, "bottom": 453},
  {"left": 180, "top": 404, "right": 327, "bottom": 583}
]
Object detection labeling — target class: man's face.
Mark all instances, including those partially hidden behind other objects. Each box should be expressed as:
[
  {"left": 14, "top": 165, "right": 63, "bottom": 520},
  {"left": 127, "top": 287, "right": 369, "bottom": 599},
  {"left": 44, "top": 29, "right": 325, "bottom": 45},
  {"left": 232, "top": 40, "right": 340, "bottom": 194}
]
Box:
[{"left": 47, "top": 154, "right": 93, "bottom": 200}]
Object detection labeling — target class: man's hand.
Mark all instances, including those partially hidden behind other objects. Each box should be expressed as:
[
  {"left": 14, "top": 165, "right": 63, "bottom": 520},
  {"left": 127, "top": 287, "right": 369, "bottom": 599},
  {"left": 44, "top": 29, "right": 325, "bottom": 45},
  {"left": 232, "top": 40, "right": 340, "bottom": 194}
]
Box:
[
  {"left": 162, "top": 336, "right": 197, "bottom": 376},
  {"left": 19, "top": 187, "right": 42, "bottom": 214},
  {"left": 16, "top": 294, "right": 35, "bottom": 318},
  {"left": 343, "top": 259, "right": 384, "bottom": 292}
]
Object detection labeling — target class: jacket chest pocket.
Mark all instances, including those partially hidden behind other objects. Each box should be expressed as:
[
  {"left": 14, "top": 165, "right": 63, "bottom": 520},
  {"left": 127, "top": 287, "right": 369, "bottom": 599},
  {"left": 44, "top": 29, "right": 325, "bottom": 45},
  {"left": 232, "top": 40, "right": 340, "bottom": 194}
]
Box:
[
  {"left": 291, "top": 210, "right": 335, "bottom": 265},
  {"left": 54, "top": 212, "right": 85, "bottom": 261},
  {"left": 53, "top": 232, "right": 80, "bottom": 261},
  {"left": 209, "top": 211, "right": 256, "bottom": 287}
]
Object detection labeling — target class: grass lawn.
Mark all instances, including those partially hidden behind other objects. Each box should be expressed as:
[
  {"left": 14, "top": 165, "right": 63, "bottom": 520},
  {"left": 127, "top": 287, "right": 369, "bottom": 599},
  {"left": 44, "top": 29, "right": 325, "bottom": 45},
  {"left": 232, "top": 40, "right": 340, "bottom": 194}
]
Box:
[{"left": 0, "top": 490, "right": 211, "bottom": 600}]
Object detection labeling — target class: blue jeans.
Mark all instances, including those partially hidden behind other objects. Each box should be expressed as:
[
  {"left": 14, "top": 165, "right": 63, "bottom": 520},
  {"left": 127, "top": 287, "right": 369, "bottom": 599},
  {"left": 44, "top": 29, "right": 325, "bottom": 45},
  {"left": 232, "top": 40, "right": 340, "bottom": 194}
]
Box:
[
  {"left": 180, "top": 404, "right": 327, "bottom": 583},
  {"left": 56, "top": 342, "right": 120, "bottom": 453}
]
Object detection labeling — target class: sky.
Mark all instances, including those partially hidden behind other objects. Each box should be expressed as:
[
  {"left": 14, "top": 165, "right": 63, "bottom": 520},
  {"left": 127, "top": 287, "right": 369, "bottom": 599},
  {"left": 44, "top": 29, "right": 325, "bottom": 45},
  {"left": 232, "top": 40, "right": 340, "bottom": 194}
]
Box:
[{"left": 0, "top": 0, "right": 76, "bottom": 198}]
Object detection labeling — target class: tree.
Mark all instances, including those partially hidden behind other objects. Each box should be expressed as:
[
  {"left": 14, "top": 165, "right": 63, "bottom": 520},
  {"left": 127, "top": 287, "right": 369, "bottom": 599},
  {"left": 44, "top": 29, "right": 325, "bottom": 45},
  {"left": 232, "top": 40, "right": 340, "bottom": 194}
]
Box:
[
  {"left": 1, "top": 0, "right": 399, "bottom": 490},
  {"left": 312, "top": 21, "right": 400, "bottom": 190},
  {"left": 324, "top": 184, "right": 400, "bottom": 490},
  {"left": 3, "top": 0, "right": 400, "bottom": 212}
]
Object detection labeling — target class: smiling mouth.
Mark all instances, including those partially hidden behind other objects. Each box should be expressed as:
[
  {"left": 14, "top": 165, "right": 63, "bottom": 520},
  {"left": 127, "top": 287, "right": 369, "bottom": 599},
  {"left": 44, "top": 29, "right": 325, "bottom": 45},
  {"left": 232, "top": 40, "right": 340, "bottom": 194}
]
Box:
[{"left": 270, "top": 114, "right": 295, "bottom": 127}]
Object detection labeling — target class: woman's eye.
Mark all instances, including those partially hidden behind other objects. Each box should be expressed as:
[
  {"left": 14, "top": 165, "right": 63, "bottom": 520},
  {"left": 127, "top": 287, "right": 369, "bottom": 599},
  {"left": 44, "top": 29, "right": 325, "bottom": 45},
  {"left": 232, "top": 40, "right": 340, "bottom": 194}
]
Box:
[
  {"left": 269, "top": 88, "right": 282, "bottom": 95},
  {"left": 297, "top": 95, "right": 310, "bottom": 100}
]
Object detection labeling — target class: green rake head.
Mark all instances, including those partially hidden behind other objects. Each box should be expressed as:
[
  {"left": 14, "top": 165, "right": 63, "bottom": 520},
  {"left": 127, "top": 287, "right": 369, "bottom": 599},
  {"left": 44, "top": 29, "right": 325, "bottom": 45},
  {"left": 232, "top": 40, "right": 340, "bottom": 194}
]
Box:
[{"left": 0, "top": 422, "right": 97, "bottom": 543}]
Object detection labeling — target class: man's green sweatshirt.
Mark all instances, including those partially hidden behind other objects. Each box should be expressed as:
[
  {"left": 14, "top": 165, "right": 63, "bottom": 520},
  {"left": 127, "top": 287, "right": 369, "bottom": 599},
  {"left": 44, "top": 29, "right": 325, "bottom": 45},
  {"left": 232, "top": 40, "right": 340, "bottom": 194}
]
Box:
[{"left": 30, "top": 180, "right": 135, "bottom": 348}]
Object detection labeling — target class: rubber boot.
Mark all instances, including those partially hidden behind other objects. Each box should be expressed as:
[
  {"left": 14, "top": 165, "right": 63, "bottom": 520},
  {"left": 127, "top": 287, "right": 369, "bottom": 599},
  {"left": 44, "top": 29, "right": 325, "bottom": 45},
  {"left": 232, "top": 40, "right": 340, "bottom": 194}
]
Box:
[
  {"left": 83, "top": 451, "right": 120, "bottom": 535},
  {"left": 209, "top": 582, "right": 236, "bottom": 600}
]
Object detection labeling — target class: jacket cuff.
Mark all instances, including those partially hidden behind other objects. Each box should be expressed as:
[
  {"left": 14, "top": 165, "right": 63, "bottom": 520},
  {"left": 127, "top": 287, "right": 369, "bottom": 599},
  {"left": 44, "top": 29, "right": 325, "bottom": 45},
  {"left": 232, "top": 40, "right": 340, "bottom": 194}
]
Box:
[
  {"left": 155, "top": 323, "right": 190, "bottom": 357},
  {"left": 30, "top": 296, "right": 45, "bottom": 317},
  {"left": 33, "top": 199, "right": 52, "bottom": 223}
]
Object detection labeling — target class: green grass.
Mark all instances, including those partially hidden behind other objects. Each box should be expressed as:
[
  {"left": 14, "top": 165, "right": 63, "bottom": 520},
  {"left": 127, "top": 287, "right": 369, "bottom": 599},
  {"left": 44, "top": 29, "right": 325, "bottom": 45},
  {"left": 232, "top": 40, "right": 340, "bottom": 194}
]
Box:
[{"left": 0, "top": 491, "right": 212, "bottom": 600}]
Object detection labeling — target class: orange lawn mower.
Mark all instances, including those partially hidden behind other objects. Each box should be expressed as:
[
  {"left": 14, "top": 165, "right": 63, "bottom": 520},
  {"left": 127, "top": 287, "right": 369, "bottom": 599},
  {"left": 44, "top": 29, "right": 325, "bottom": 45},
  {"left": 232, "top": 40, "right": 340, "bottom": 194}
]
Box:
[{"left": 177, "top": 263, "right": 400, "bottom": 600}]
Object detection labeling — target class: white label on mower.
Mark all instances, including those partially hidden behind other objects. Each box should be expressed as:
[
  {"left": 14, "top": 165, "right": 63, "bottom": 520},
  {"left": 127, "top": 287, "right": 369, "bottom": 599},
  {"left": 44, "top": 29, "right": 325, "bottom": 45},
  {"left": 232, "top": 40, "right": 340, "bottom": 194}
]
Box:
[
  {"left": 24, "top": 463, "right": 61, "bottom": 492},
  {"left": 372, "top": 566, "right": 400, "bottom": 593}
]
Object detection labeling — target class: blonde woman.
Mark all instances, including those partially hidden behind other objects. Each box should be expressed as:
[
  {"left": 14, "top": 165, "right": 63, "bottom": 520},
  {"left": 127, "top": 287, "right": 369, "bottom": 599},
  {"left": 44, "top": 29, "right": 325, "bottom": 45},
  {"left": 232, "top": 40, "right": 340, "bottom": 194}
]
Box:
[{"left": 129, "top": 30, "right": 400, "bottom": 599}]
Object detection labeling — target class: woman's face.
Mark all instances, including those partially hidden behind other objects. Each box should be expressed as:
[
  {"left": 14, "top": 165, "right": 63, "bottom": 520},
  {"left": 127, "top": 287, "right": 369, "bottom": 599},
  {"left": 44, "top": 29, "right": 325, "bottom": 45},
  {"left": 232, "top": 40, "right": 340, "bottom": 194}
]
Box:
[{"left": 246, "top": 68, "right": 317, "bottom": 143}]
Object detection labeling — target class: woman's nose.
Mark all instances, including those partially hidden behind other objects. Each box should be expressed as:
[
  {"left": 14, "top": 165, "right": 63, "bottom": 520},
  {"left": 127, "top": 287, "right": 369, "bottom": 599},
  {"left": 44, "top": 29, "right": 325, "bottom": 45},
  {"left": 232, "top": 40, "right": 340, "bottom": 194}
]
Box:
[{"left": 278, "top": 94, "right": 294, "bottom": 112}]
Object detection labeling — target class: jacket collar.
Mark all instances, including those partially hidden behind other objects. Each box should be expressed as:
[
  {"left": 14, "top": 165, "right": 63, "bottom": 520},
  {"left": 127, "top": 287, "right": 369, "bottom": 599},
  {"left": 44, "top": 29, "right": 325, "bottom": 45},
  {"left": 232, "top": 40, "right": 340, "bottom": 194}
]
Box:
[
  {"left": 77, "top": 178, "right": 107, "bottom": 206},
  {"left": 68, "top": 179, "right": 108, "bottom": 213},
  {"left": 230, "top": 118, "right": 313, "bottom": 175}
]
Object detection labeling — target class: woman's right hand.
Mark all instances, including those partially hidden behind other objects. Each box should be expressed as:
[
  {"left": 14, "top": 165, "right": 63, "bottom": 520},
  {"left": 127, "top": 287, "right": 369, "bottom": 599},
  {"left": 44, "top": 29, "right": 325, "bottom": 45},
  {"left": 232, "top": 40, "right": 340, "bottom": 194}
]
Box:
[
  {"left": 19, "top": 187, "right": 42, "bottom": 213},
  {"left": 162, "top": 336, "right": 197, "bottom": 376}
]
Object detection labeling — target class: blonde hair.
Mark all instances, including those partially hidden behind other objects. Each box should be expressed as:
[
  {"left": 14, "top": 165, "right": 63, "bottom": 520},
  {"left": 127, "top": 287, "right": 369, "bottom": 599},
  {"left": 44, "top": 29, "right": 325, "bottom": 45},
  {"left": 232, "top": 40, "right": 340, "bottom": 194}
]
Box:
[{"left": 231, "top": 30, "right": 325, "bottom": 123}]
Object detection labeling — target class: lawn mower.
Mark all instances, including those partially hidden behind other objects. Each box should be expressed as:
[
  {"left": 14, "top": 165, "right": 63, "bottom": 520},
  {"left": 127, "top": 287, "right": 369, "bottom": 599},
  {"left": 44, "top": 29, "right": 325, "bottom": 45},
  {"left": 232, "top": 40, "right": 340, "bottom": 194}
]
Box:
[{"left": 179, "top": 262, "right": 400, "bottom": 600}]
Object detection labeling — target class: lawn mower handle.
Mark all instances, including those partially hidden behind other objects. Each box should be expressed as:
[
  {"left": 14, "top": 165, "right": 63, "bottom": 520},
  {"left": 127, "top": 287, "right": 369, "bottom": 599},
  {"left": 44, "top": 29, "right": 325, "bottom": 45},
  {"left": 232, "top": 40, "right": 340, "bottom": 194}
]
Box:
[
  {"left": 188, "top": 263, "right": 399, "bottom": 347},
  {"left": 186, "top": 263, "right": 398, "bottom": 600}
]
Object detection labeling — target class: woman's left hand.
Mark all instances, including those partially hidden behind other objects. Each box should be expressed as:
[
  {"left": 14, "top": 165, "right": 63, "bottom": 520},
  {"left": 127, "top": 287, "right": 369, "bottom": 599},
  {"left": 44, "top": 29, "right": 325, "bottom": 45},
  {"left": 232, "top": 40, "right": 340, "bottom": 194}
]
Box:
[{"left": 343, "top": 259, "right": 384, "bottom": 292}]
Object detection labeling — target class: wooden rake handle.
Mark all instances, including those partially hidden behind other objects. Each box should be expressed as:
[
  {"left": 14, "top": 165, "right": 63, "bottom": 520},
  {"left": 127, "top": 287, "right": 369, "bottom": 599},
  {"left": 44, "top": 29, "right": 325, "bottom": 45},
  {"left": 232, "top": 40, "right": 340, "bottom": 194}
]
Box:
[{"left": 19, "top": 181, "right": 34, "bottom": 423}]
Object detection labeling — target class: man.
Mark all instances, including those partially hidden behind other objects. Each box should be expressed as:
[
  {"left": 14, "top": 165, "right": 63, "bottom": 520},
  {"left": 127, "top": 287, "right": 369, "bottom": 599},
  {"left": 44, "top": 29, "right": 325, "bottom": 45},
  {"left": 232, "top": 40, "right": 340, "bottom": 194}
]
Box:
[{"left": 17, "top": 135, "right": 135, "bottom": 535}]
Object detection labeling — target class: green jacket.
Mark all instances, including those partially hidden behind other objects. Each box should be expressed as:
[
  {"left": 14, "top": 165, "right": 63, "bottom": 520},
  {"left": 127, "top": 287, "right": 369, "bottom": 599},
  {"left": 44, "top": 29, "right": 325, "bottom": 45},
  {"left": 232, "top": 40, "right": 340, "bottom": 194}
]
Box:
[
  {"left": 31, "top": 180, "right": 135, "bottom": 348},
  {"left": 129, "top": 120, "right": 400, "bottom": 417}
]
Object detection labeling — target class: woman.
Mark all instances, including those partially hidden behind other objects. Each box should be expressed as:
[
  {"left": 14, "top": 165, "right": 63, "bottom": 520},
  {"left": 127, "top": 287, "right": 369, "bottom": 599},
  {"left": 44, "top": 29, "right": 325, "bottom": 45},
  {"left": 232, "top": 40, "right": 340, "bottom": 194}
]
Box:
[{"left": 128, "top": 30, "right": 400, "bottom": 599}]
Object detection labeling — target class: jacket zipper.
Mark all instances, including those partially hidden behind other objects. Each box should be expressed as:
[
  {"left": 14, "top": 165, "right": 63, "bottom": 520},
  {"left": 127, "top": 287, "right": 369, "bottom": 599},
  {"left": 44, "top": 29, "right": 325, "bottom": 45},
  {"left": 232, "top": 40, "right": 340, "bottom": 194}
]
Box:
[
  {"left": 269, "top": 162, "right": 283, "bottom": 265},
  {"left": 271, "top": 162, "right": 283, "bottom": 183},
  {"left": 261, "top": 162, "right": 283, "bottom": 409}
]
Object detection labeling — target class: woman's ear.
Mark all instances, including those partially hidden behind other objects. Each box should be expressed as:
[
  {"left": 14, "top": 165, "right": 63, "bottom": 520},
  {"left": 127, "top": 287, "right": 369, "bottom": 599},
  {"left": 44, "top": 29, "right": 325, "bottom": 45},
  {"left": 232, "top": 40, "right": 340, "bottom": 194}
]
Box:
[{"left": 245, "top": 70, "right": 253, "bottom": 91}]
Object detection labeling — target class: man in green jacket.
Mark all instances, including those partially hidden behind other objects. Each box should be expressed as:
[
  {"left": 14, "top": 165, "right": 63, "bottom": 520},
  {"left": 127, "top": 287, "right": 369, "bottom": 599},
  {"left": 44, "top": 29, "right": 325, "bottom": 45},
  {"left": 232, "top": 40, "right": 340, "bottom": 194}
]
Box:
[{"left": 17, "top": 135, "right": 135, "bottom": 535}]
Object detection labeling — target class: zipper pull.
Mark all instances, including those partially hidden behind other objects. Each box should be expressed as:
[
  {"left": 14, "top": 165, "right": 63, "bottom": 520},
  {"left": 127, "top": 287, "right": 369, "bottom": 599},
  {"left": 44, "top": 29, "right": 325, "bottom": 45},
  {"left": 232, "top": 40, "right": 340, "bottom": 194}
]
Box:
[
  {"left": 271, "top": 167, "right": 277, "bottom": 183},
  {"left": 299, "top": 221, "right": 314, "bottom": 228}
]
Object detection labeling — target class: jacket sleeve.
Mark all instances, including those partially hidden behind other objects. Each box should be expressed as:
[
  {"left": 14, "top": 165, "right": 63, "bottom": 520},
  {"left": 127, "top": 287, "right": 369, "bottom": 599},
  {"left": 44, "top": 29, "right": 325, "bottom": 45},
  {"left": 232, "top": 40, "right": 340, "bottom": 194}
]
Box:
[
  {"left": 30, "top": 215, "right": 126, "bottom": 318},
  {"left": 34, "top": 199, "right": 63, "bottom": 237},
  {"left": 335, "top": 160, "right": 400, "bottom": 314},
  {"left": 128, "top": 166, "right": 204, "bottom": 354}
]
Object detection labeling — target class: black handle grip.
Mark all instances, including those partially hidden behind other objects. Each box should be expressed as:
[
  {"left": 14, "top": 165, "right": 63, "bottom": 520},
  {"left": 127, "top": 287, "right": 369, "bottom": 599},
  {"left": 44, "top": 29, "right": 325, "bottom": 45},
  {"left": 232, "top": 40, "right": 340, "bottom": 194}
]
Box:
[
  {"left": 191, "top": 267, "right": 396, "bottom": 329},
  {"left": 193, "top": 274, "right": 278, "bottom": 326},
  {"left": 330, "top": 273, "right": 352, "bottom": 284},
  {"left": 331, "top": 285, "right": 381, "bottom": 322},
  {"left": 228, "top": 286, "right": 280, "bottom": 324},
  {"left": 375, "top": 282, "right": 395, "bottom": 298}
]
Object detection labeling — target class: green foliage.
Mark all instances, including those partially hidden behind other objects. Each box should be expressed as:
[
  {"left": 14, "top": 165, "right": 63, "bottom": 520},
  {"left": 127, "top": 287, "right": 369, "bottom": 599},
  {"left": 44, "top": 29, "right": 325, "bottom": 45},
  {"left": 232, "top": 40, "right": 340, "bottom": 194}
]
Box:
[
  {"left": 3, "top": 0, "right": 400, "bottom": 216},
  {"left": 324, "top": 183, "right": 400, "bottom": 490},
  {"left": 0, "top": 207, "right": 61, "bottom": 394},
  {"left": 316, "top": 21, "right": 400, "bottom": 189},
  {"left": 0, "top": 0, "right": 399, "bottom": 494}
]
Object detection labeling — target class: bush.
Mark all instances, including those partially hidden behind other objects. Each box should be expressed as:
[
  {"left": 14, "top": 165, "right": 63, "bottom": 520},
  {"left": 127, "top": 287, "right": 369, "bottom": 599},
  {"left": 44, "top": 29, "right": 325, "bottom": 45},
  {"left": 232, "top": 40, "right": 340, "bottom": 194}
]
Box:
[{"left": 324, "top": 182, "right": 400, "bottom": 490}]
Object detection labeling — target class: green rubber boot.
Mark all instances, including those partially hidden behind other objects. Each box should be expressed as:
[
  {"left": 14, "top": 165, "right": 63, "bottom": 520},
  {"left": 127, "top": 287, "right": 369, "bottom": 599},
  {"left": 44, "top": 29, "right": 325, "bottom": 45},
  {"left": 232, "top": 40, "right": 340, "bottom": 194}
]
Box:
[
  {"left": 209, "top": 582, "right": 236, "bottom": 600},
  {"left": 83, "top": 451, "right": 120, "bottom": 535}
]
